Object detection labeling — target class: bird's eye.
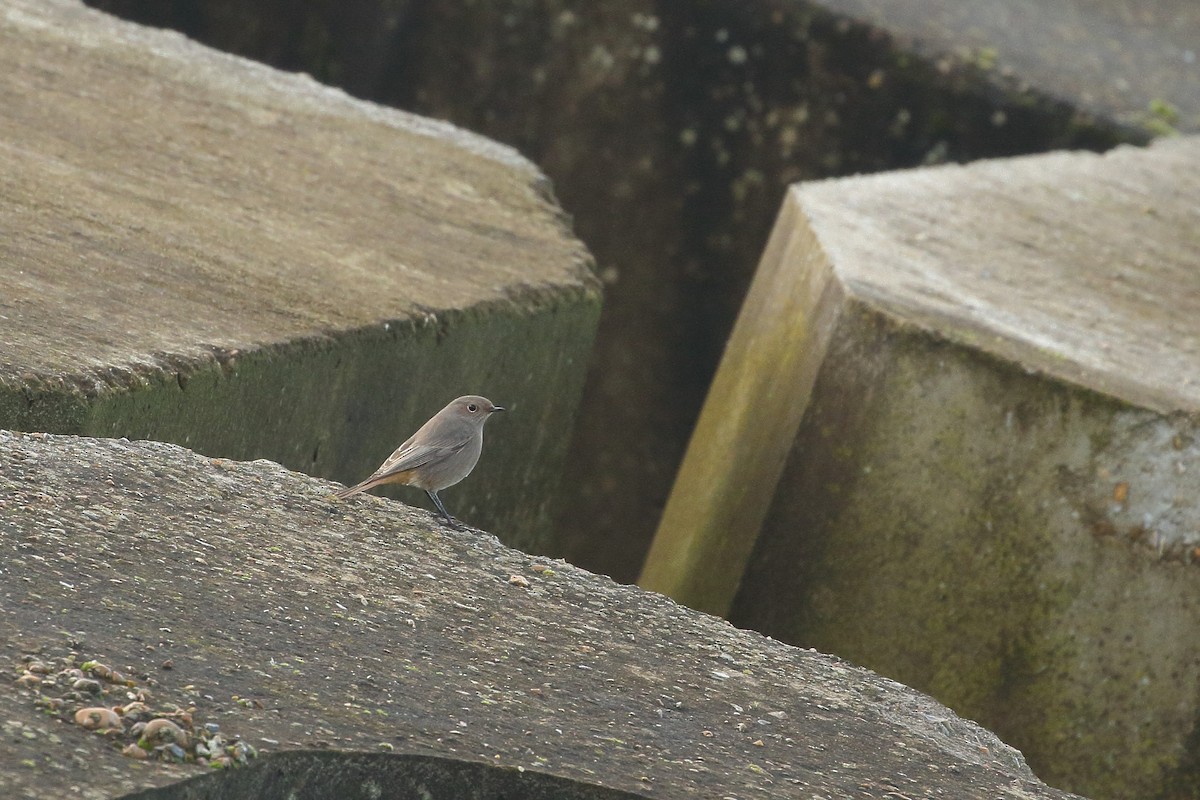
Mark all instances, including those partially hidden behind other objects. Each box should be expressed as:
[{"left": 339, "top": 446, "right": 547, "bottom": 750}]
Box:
[{"left": 467, "top": 403, "right": 478, "bottom": 413}]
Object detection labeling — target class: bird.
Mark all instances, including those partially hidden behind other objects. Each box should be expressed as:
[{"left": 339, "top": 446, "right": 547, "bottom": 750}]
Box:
[{"left": 336, "top": 395, "right": 504, "bottom": 528}]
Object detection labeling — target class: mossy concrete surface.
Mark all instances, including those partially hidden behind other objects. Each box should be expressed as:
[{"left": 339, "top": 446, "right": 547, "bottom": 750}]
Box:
[
  {"left": 637, "top": 196, "right": 846, "bottom": 609},
  {"left": 0, "top": 0, "right": 600, "bottom": 548},
  {"left": 645, "top": 137, "right": 1200, "bottom": 799},
  {"left": 0, "top": 431, "right": 1081, "bottom": 800},
  {"left": 735, "top": 308, "right": 1200, "bottom": 800}
]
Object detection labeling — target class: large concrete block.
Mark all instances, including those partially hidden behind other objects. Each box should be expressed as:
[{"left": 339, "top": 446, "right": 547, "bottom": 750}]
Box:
[
  {"left": 0, "top": 0, "right": 600, "bottom": 547},
  {"left": 0, "top": 430, "right": 1082, "bottom": 800},
  {"left": 642, "top": 136, "right": 1200, "bottom": 799}
]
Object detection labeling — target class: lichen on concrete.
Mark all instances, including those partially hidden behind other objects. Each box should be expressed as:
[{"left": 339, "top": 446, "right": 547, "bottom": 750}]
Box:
[{"left": 733, "top": 305, "right": 1200, "bottom": 800}]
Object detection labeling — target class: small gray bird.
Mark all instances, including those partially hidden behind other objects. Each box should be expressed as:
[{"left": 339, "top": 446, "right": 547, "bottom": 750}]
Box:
[{"left": 336, "top": 395, "right": 504, "bottom": 527}]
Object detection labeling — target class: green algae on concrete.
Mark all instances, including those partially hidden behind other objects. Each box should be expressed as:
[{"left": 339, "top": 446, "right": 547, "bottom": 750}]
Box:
[
  {"left": 733, "top": 308, "right": 1200, "bottom": 800},
  {"left": 637, "top": 196, "right": 844, "bottom": 614},
  {"left": 0, "top": 0, "right": 600, "bottom": 547}
]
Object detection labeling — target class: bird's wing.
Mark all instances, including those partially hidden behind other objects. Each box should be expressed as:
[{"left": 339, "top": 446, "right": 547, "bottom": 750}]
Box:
[{"left": 370, "top": 439, "right": 468, "bottom": 481}]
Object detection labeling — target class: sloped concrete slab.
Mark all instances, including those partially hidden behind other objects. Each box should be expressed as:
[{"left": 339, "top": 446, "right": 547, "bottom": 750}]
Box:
[
  {"left": 642, "top": 136, "right": 1200, "bottom": 799},
  {"left": 0, "top": 0, "right": 600, "bottom": 547},
  {"left": 819, "top": 0, "right": 1200, "bottom": 134},
  {"left": 0, "top": 431, "right": 1081, "bottom": 800}
]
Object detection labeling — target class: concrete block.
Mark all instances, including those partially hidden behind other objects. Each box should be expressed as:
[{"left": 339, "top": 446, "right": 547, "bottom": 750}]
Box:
[
  {"left": 0, "top": 430, "right": 1081, "bottom": 800},
  {"left": 817, "top": 0, "right": 1200, "bottom": 135},
  {"left": 643, "top": 136, "right": 1200, "bottom": 798},
  {"left": 0, "top": 0, "right": 600, "bottom": 547}
]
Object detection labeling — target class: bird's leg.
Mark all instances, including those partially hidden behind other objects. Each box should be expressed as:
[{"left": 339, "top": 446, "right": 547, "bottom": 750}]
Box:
[{"left": 426, "top": 490, "right": 460, "bottom": 529}]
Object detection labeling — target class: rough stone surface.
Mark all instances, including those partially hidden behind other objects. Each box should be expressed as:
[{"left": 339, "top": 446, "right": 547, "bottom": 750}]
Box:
[
  {"left": 0, "top": 0, "right": 600, "bottom": 548},
  {"left": 807, "top": 136, "right": 1200, "bottom": 417},
  {"left": 644, "top": 137, "right": 1200, "bottom": 800},
  {"left": 0, "top": 431, "right": 1081, "bottom": 800},
  {"left": 81, "top": 0, "right": 1140, "bottom": 587}
]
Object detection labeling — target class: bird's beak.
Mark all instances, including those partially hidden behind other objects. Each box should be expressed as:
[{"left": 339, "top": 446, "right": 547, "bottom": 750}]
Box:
[{"left": 492, "top": 405, "right": 506, "bottom": 413}]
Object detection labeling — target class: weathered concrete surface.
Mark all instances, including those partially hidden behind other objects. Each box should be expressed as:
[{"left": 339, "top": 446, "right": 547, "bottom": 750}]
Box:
[
  {"left": 821, "top": 0, "right": 1200, "bottom": 134},
  {"left": 81, "top": 0, "right": 1141, "bottom": 587},
  {"left": 0, "top": 0, "right": 600, "bottom": 548},
  {"left": 643, "top": 136, "right": 1200, "bottom": 800},
  {"left": 0, "top": 431, "right": 1081, "bottom": 800}
]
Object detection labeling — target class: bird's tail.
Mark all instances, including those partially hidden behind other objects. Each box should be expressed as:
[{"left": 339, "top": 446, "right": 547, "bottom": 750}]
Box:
[
  {"left": 334, "top": 476, "right": 384, "bottom": 500},
  {"left": 336, "top": 466, "right": 418, "bottom": 500},
  {"left": 334, "top": 484, "right": 363, "bottom": 500}
]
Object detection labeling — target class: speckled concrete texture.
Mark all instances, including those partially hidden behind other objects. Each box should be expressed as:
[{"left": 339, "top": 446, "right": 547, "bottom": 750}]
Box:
[{"left": 0, "top": 431, "right": 1080, "bottom": 800}]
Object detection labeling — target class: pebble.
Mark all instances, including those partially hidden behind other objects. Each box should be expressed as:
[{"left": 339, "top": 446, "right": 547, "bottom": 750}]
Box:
[
  {"left": 84, "top": 662, "right": 126, "bottom": 684},
  {"left": 232, "top": 742, "right": 257, "bottom": 762},
  {"left": 14, "top": 651, "right": 259, "bottom": 772},
  {"left": 119, "top": 701, "right": 152, "bottom": 721},
  {"left": 122, "top": 743, "right": 149, "bottom": 760},
  {"left": 139, "top": 718, "right": 189, "bottom": 748},
  {"left": 74, "top": 707, "right": 122, "bottom": 731}
]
